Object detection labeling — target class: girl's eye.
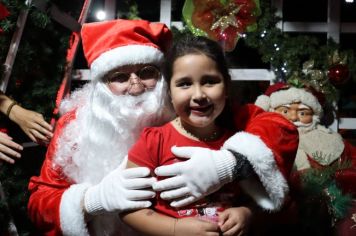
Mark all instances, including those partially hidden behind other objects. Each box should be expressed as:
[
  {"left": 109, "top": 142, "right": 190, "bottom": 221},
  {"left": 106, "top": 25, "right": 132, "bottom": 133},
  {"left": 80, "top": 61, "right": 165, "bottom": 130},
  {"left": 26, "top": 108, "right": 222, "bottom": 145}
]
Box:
[
  {"left": 176, "top": 81, "right": 192, "bottom": 88},
  {"left": 299, "top": 111, "right": 305, "bottom": 116},
  {"left": 205, "top": 80, "right": 218, "bottom": 85},
  {"left": 282, "top": 109, "right": 288, "bottom": 114},
  {"left": 202, "top": 76, "right": 221, "bottom": 85}
]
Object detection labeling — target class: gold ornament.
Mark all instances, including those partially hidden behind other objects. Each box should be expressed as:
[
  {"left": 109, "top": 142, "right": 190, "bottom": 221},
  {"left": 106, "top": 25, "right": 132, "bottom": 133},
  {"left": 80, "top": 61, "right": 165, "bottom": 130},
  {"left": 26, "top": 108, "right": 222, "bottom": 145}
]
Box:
[{"left": 210, "top": 2, "right": 242, "bottom": 32}]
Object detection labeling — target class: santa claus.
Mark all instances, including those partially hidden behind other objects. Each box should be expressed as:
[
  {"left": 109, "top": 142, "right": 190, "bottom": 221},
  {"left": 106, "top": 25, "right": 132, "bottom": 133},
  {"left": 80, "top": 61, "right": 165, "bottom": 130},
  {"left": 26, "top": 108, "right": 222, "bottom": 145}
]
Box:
[
  {"left": 28, "top": 19, "right": 299, "bottom": 236},
  {"left": 28, "top": 19, "right": 174, "bottom": 236}
]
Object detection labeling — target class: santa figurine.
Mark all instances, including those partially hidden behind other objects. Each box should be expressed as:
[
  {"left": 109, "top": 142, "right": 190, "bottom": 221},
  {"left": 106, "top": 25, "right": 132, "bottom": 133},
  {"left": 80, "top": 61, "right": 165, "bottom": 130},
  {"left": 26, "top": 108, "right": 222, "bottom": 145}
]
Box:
[{"left": 255, "top": 82, "right": 356, "bottom": 235}]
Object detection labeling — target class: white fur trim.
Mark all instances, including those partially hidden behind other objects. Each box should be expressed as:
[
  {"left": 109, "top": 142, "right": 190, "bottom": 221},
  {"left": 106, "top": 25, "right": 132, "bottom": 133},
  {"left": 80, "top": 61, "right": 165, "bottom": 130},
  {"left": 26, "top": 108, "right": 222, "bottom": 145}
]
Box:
[
  {"left": 223, "top": 132, "right": 288, "bottom": 211},
  {"left": 269, "top": 87, "right": 322, "bottom": 116},
  {"left": 254, "top": 95, "right": 271, "bottom": 111},
  {"left": 60, "top": 183, "right": 91, "bottom": 236},
  {"left": 90, "top": 45, "right": 164, "bottom": 81}
]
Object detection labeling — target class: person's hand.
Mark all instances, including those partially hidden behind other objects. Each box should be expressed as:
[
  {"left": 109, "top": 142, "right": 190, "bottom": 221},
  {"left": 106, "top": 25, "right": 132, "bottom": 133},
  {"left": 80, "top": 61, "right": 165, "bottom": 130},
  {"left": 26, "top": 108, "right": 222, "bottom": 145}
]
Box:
[
  {"left": 175, "top": 217, "right": 220, "bottom": 236},
  {"left": 0, "top": 131, "right": 23, "bottom": 164},
  {"left": 9, "top": 105, "right": 53, "bottom": 143},
  {"left": 84, "top": 166, "right": 156, "bottom": 215},
  {"left": 153, "top": 146, "right": 236, "bottom": 208},
  {"left": 218, "top": 207, "right": 253, "bottom": 236}
]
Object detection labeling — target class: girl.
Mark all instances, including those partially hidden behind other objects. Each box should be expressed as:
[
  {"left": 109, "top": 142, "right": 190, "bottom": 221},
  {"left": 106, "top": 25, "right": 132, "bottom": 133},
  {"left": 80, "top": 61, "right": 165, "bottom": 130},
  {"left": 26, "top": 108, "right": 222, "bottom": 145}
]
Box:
[{"left": 122, "top": 35, "right": 252, "bottom": 236}]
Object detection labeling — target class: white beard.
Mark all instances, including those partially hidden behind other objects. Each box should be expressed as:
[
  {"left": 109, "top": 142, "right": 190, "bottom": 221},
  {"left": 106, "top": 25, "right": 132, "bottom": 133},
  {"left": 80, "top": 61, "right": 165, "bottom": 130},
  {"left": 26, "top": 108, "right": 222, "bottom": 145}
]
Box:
[
  {"left": 53, "top": 79, "right": 171, "bottom": 184},
  {"left": 294, "top": 115, "right": 319, "bottom": 134}
]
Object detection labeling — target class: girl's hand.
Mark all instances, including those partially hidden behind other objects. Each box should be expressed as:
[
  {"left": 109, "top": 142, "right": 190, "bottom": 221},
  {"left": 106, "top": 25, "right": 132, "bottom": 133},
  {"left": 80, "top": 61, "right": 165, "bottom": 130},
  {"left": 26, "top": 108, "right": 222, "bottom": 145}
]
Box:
[
  {"left": 175, "top": 217, "right": 220, "bottom": 236},
  {"left": 0, "top": 131, "right": 23, "bottom": 164},
  {"left": 218, "top": 207, "right": 253, "bottom": 236},
  {"left": 9, "top": 105, "right": 53, "bottom": 143}
]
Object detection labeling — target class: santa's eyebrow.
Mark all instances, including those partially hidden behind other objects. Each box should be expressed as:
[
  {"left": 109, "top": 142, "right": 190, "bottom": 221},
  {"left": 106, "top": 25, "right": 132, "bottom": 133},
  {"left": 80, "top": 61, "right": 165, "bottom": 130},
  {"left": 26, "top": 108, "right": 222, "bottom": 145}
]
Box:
[
  {"left": 277, "top": 104, "right": 291, "bottom": 108},
  {"left": 298, "top": 105, "right": 312, "bottom": 109}
]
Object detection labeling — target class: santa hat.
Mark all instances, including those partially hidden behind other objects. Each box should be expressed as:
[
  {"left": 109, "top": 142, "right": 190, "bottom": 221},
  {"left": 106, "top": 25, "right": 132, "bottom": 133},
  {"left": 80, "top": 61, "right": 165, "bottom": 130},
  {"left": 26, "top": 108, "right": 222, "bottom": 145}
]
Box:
[
  {"left": 81, "top": 19, "right": 172, "bottom": 81},
  {"left": 255, "top": 82, "right": 323, "bottom": 116}
]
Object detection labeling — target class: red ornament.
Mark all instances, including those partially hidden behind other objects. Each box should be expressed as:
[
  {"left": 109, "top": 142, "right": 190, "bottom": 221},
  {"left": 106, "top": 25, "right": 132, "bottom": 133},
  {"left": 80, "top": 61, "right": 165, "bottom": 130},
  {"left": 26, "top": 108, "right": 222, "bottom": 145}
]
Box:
[
  {"left": 192, "top": 10, "right": 214, "bottom": 33},
  {"left": 0, "top": 127, "right": 8, "bottom": 134},
  {"left": 328, "top": 64, "right": 350, "bottom": 86},
  {"left": 214, "top": 26, "right": 239, "bottom": 51},
  {"left": 236, "top": 0, "right": 256, "bottom": 19},
  {"left": 15, "top": 79, "right": 23, "bottom": 88},
  {"left": 335, "top": 168, "right": 356, "bottom": 196},
  {"left": 0, "top": 3, "right": 10, "bottom": 20}
]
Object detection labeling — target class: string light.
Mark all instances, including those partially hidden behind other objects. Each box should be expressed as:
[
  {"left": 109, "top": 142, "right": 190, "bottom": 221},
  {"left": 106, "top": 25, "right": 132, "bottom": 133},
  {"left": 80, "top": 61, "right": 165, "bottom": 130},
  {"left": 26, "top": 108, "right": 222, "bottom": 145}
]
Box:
[
  {"left": 96, "top": 10, "right": 106, "bottom": 21},
  {"left": 274, "top": 43, "right": 280, "bottom": 51},
  {"left": 260, "top": 30, "right": 266, "bottom": 38}
]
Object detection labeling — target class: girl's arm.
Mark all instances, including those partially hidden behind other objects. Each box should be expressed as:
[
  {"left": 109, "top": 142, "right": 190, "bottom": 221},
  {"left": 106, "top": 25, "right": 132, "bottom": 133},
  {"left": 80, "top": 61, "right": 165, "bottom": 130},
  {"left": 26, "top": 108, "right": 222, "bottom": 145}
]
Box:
[
  {"left": 121, "top": 208, "right": 176, "bottom": 236},
  {"left": 123, "top": 160, "right": 173, "bottom": 235},
  {"left": 122, "top": 208, "right": 221, "bottom": 236},
  {"left": 123, "top": 160, "right": 176, "bottom": 235},
  {"left": 123, "top": 160, "right": 220, "bottom": 236}
]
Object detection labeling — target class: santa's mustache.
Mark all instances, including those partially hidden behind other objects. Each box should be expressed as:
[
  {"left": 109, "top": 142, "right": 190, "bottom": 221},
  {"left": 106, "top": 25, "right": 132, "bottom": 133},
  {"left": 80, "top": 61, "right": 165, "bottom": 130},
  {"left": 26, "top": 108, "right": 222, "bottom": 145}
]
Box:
[
  {"left": 89, "top": 78, "right": 167, "bottom": 135},
  {"left": 293, "top": 121, "right": 312, "bottom": 127}
]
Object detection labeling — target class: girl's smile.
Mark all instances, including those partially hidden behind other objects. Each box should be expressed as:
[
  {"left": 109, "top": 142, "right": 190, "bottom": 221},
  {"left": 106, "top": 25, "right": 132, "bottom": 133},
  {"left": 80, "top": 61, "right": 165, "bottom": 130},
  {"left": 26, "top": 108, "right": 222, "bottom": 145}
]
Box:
[{"left": 190, "top": 104, "right": 214, "bottom": 116}]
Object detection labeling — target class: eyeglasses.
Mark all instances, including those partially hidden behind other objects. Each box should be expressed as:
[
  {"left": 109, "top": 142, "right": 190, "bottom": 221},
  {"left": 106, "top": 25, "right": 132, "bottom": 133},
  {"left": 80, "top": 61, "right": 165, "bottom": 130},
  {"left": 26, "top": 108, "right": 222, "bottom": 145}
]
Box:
[{"left": 105, "top": 65, "right": 160, "bottom": 89}]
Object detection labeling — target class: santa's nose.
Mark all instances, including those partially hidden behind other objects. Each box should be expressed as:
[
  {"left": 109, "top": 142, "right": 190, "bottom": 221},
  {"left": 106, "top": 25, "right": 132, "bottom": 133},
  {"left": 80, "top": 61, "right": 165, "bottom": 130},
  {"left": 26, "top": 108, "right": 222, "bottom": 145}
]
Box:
[
  {"left": 128, "top": 84, "right": 145, "bottom": 96},
  {"left": 128, "top": 76, "right": 145, "bottom": 96},
  {"left": 288, "top": 111, "right": 298, "bottom": 122}
]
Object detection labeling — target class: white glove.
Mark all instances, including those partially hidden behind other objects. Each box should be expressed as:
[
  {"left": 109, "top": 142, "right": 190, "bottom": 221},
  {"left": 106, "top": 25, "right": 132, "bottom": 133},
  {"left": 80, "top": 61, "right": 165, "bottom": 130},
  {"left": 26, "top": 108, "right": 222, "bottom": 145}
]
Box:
[
  {"left": 84, "top": 166, "right": 156, "bottom": 215},
  {"left": 152, "top": 146, "right": 236, "bottom": 208}
]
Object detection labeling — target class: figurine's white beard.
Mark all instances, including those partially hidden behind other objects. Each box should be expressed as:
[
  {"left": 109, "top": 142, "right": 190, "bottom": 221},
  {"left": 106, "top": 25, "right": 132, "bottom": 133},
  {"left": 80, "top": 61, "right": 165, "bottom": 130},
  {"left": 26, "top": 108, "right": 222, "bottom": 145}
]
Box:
[
  {"left": 53, "top": 79, "right": 169, "bottom": 184},
  {"left": 294, "top": 115, "right": 319, "bottom": 134}
]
